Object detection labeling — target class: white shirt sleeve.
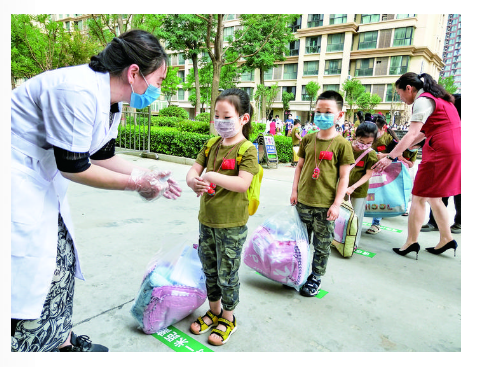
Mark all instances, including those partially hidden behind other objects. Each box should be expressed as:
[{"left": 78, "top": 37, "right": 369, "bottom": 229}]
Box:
[
  {"left": 410, "top": 96, "right": 435, "bottom": 123},
  {"left": 40, "top": 83, "right": 97, "bottom": 152}
]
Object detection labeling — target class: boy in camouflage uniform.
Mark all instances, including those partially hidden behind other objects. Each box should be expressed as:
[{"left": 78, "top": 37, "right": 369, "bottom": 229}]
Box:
[{"left": 290, "top": 91, "right": 355, "bottom": 296}]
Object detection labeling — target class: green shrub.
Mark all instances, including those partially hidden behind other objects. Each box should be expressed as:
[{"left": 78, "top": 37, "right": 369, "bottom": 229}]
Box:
[
  {"left": 194, "top": 112, "right": 210, "bottom": 122},
  {"left": 150, "top": 115, "right": 181, "bottom": 128},
  {"left": 272, "top": 135, "right": 293, "bottom": 163},
  {"left": 158, "top": 105, "right": 189, "bottom": 119},
  {"left": 116, "top": 125, "right": 212, "bottom": 159},
  {"left": 176, "top": 120, "right": 210, "bottom": 135}
]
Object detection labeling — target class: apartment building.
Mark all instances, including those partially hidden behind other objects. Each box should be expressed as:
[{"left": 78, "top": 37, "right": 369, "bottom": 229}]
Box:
[
  {"left": 169, "top": 14, "right": 448, "bottom": 123},
  {"left": 440, "top": 14, "right": 461, "bottom": 93}
]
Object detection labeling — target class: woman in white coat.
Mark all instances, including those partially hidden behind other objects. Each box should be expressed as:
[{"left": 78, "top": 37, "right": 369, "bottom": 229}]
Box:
[{"left": 11, "top": 29, "right": 182, "bottom": 352}]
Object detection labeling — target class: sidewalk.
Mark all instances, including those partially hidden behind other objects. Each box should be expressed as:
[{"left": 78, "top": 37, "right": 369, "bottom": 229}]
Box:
[{"left": 66, "top": 153, "right": 461, "bottom": 353}]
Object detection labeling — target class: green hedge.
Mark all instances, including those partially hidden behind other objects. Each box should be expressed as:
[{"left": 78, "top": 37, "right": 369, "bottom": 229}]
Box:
[
  {"left": 194, "top": 112, "right": 210, "bottom": 122},
  {"left": 117, "top": 125, "right": 212, "bottom": 159},
  {"left": 150, "top": 115, "right": 210, "bottom": 134},
  {"left": 116, "top": 123, "right": 294, "bottom": 163},
  {"left": 158, "top": 105, "right": 189, "bottom": 119}
]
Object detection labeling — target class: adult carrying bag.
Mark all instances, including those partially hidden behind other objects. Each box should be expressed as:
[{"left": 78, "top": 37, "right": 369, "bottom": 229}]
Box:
[{"left": 364, "top": 161, "right": 412, "bottom": 217}]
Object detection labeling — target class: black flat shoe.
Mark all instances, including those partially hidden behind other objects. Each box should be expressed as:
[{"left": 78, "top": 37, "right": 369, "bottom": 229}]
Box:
[
  {"left": 425, "top": 240, "right": 458, "bottom": 257},
  {"left": 392, "top": 243, "right": 420, "bottom": 260}
]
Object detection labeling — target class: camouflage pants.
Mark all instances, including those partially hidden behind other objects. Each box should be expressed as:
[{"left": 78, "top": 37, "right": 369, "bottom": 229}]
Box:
[
  {"left": 198, "top": 223, "right": 248, "bottom": 311},
  {"left": 296, "top": 202, "right": 335, "bottom": 277}
]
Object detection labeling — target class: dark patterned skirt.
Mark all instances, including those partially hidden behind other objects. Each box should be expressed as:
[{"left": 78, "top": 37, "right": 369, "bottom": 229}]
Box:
[{"left": 11, "top": 214, "right": 76, "bottom": 352}]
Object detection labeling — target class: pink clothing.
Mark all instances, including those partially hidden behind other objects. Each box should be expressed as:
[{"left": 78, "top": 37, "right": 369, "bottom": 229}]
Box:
[{"left": 269, "top": 121, "right": 276, "bottom": 135}]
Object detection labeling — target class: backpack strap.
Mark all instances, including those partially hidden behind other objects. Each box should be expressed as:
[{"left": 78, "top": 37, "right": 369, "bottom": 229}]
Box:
[
  {"left": 204, "top": 136, "right": 222, "bottom": 157},
  {"left": 236, "top": 140, "right": 254, "bottom": 165},
  {"left": 349, "top": 148, "right": 373, "bottom": 172}
]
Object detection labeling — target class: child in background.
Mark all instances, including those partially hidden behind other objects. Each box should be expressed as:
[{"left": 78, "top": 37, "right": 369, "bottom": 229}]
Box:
[
  {"left": 290, "top": 91, "right": 355, "bottom": 297},
  {"left": 365, "top": 114, "right": 400, "bottom": 235},
  {"left": 346, "top": 122, "right": 379, "bottom": 249},
  {"left": 291, "top": 119, "right": 302, "bottom": 167},
  {"left": 186, "top": 88, "right": 259, "bottom": 346}
]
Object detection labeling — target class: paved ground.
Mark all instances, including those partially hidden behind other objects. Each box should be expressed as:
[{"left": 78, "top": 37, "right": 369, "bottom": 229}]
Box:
[{"left": 24, "top": 152, "right": 466, "bottom": 358}]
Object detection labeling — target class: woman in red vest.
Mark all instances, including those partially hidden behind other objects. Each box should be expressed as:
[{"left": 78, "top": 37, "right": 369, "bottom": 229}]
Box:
[{"left": 372, "top": 72, "right": 460, "bottom": 259}]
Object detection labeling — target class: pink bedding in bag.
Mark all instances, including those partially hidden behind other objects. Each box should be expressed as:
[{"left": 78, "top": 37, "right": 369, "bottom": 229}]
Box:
[
  {"left": 142, "top": 285, "right": 206, "bottom": 334},
  {"left": 244, "top": 226, "right": 309, "bottom": 289}
]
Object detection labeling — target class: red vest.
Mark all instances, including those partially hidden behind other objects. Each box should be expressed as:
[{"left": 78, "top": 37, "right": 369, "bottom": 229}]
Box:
[{"left": 418, "top": 92, "right": 460, "bottom": 137}]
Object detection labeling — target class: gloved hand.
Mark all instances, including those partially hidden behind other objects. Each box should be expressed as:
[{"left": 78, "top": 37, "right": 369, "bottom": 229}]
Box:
[{"left": 150, "top": 168, "right": 182, "bottom": 200}]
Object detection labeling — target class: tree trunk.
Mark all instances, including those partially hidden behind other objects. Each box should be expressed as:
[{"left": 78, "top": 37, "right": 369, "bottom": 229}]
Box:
[
  {"left": 259, "top": 66, "right": 266, "bottom": 122},
  {"left": 192, "top": 53, "right": 201, "bottom": 117},
  {"left": 208, "top": 14, "right": 224, "bottom": 135}
]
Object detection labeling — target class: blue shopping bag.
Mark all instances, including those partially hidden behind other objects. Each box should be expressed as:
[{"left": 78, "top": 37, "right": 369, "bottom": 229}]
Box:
[{"left": 364, "top": 162, "right": 412, "bottom": 217}]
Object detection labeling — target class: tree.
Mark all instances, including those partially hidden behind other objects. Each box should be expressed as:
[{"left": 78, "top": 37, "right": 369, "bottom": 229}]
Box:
[
  {"left": 388, "top": 83, "right": 404, "bottom": 125},
  {"left": 151, "top": 14, "right": 207, "bottom": 117},
  {"left": 305, "top": 81, "right": 321, "bottom": 122},
  {"left": 232, "top": 14, "right": 299, "bottom": 121},
  {"left": 161, "top": 67, "right": 182, "bottom": 106},
  {"left": 86, "top": 14, "right": 134, "bottom": 46},
  {"left": 438, "top": 75, "right": 458, "bottom": 94},
  {"left": 254, "top": 83, "right": 279, "bottom": 121},
  {"left": 282, "top": 91, "right": 295, "bottom": 120},
  {"left": 356, "top": 92, "right": 382, "bottom": 113},
  {"left": 11, "top": 14, "right": 101, "bottom": 89},
  {"left": 195, "top": 14, "right": 285, "bottom": 132},
  {"left": 340, "top": 78, "right": 365, "bottom": 122}
]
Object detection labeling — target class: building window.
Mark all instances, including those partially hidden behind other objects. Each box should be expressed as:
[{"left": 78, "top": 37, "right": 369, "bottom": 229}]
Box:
[
  {"left": 303, "top": 61, "right": 319, "bottom": 76},
  {"left": 385, "top": 84, "right": 401, "bottom": 102},
  {"left": 327, "top": 33, "right": 345, "bottom": 52},
  {"left": 358, "top": 31, "right": 378, "bottom": 50},
  {"left": 396, "top": 14, "right": 416, "bottom": 19},
  {"left": 301, "top": 85, "right": 310, "bottom": 101},
  {"left": 178, "top": 53, "right": 185, "bottom": 65},
  {"left": 65, "top": 21, "right": 70, "bottom": 30},
  {"left": 323, "top": 84, "right": 340, "bottom": 92},
  {"left": 389, "top": 55, "right": 409, "bottom": 75},
  {"left": 178, "top": 70, "right": 185, "bottom": 82},
  {"left": 283, "top": 64, "right": 298, "bottom": 80},
  {"left": 354, "top": 58, "right": 374, "bottom": 76},
  {"left": 282, "top": 86, "right": 297, "bottom": 99},
  {"left": 224, "top": 26, "right": 234, "bottom": 41},
  {"left": 305, "top": 36, "right": 321, "bottom": 54},
  {"left": 240, "top": 70, "right": 254, "bottom": 82},
  {"left": 240, "top": 87, "right": 253, "bottom": 99},
  {"left": 325, "top": 59, "right": 342, "bottom": 75},
  {"left": 178, "top": 89, "right": 184, "bottom": 101},
  {"left": 330, "top": 14, "right": 347, "bottom": 25},
  {"left": 393, "top": 27, "right": 414, "bottom": 47},
  {"left": 289, "top": 40, "right": 300, "bottom": 56},
  {"left": 307, "top": 14, "right": 323, "bottom": 28},
  {"left": 224, "top": 14, "right": 235, "bottom": 21},
  {"left": 290, "top": 16, "right": 302, "bottom": 32},
  {"left": 361, "top": 14, "right": 380, "bottom": 24},
  {"left": 264, "top": 67, "right": 273, "bottom": 80}
]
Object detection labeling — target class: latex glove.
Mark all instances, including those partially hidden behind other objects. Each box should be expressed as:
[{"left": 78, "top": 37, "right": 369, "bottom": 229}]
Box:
[{"left": 126, "top": 168, "right": 170, "bottom": 202}]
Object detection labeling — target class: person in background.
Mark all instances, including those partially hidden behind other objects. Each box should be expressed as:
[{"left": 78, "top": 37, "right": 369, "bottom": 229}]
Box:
[
  {"left": 269, "top": 118, "right": 276, "bottom": 135},
  {"left": 285, "top": 113, "right": 294, "bottom": 137},
  {"left": 421, "top": 93, "right": 461, "bottom": 234},
  {"left": 346, "top": 122, "right": 379, "bottom": 250},
  {"left": 291, "top": 119, "right": 302, "bottom": 167},
  {"left": 372, "top": 73, "right": 460, "bottom": 259}
]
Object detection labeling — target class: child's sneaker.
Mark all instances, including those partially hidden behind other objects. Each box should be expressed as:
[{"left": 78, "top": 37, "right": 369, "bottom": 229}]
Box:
[{"left": 299, "top": 274, "right": 321, "bottom": 297}]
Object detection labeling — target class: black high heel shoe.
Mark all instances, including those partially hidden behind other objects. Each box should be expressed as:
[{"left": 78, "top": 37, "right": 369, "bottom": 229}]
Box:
[
  {"left": 425, "top": 240, "right": 458, "bottom": 257},
  {"left": 392, "top": 243, "right": 421, "bottom": 260}
]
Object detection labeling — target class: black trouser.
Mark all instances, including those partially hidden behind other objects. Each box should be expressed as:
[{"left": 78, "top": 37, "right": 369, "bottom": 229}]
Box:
[{"left": 428, "top": 194, "right": 461, "bottom": 227}]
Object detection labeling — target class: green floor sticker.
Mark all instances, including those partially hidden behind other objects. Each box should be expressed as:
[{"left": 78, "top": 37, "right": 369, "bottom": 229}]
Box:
[
  {"left": 315, "top": 289, "right": 329, "bottom": 299},
  {"left": 152, "top": 326, "right": 213, "bottom": 352},
  {"left": 362, "top": 222, "right": 403, "bottom": 233},
  {"left": 354, "top": 248, "right": 376, "bottom": 258}
]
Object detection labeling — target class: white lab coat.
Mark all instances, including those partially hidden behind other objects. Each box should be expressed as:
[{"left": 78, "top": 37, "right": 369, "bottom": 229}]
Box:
[{"left": 11, "top": 64, "right": 122, "bottom": 319}]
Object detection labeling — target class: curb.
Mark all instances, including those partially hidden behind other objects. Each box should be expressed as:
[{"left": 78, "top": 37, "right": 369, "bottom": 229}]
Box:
[{"left": 119, "top": 151, "right": 196, "bottom": 166}]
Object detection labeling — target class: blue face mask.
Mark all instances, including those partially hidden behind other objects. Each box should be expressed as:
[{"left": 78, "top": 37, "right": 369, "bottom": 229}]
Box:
[
  {"left": 313, "top": 113, "right": 336, "bottom": 130},
  {"left": 130, "top": 72, "right": 161, "bottom": 109}
]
